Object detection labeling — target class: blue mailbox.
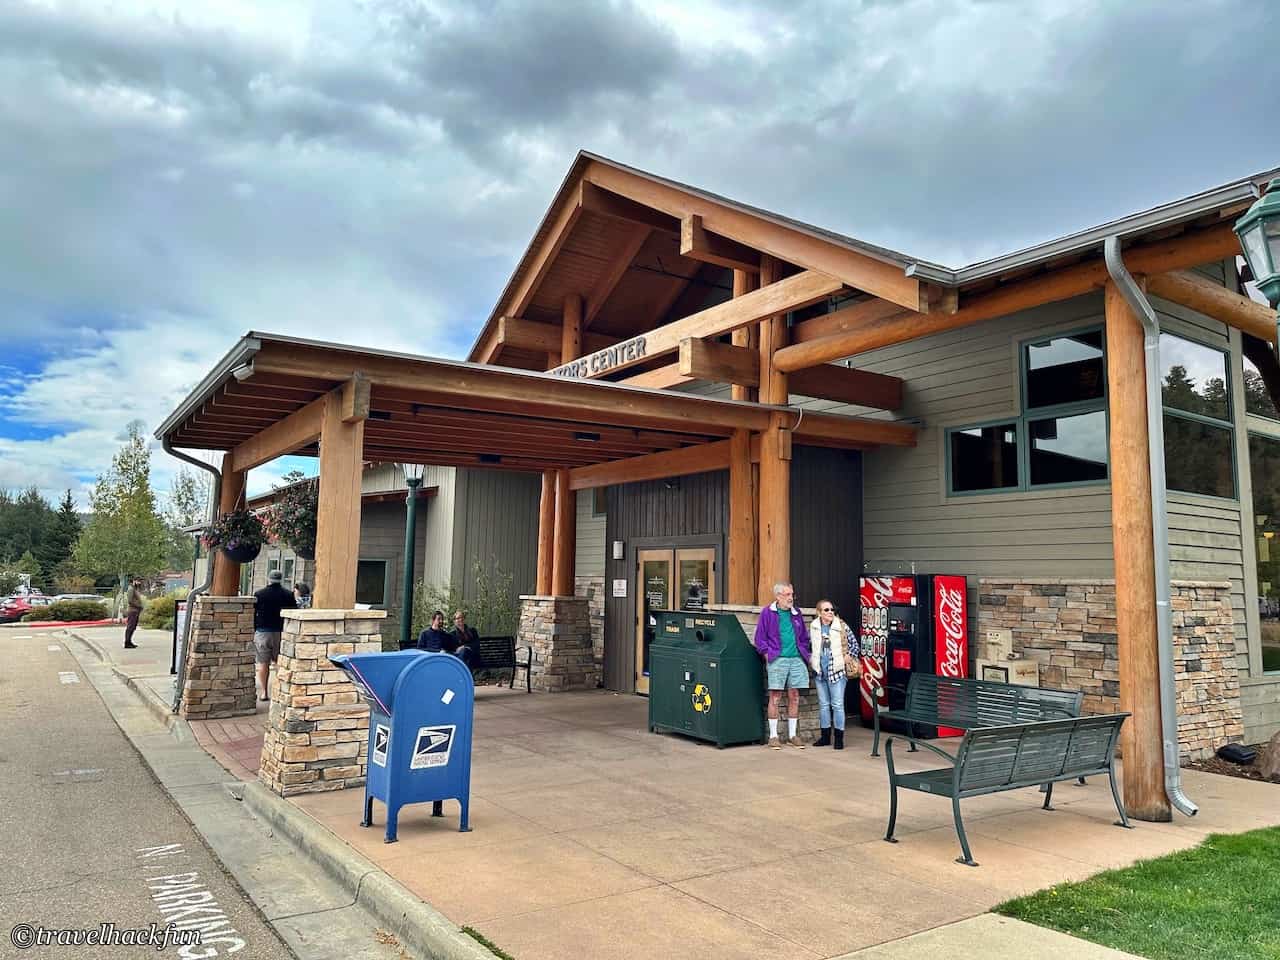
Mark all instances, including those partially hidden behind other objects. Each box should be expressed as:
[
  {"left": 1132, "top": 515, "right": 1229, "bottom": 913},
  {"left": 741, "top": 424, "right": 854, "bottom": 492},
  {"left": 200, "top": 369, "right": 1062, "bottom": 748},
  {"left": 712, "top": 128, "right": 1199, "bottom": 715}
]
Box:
[{"left": 329, "top": 649, "right": 474, "bottom": 842}]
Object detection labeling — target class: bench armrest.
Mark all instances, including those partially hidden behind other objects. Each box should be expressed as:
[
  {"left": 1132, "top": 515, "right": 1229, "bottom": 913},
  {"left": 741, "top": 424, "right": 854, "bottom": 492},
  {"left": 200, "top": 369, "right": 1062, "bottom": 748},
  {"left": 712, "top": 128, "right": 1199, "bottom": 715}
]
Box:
[
  {"left": 514, "top": 645, "right": 534, "bottom": 664},
  {"left": 872, "top": 682, "right": 908, "bottom": 710}
]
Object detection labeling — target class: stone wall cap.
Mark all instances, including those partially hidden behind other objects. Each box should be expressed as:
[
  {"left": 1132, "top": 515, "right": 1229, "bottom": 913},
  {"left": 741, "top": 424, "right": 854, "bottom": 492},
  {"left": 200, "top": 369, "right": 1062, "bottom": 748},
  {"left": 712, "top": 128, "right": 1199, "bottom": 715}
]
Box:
[
  {"left": 707, "top": 603, "right": 764, "bottom": 614},
  {"left": 198, "top": 594, "right": 257, "bottom": 601},
  {"left": 518, "top": 594, "right": 582, "bottom": 601},
  {"left": 1170, "top": 580, "right": 1232, "bottom": 590},
  {"left": 283, "top": 608, "right": 388, "bottom": 620},
  {"left": 977, "top": 578, "right": 1114, "bottom": 586}
]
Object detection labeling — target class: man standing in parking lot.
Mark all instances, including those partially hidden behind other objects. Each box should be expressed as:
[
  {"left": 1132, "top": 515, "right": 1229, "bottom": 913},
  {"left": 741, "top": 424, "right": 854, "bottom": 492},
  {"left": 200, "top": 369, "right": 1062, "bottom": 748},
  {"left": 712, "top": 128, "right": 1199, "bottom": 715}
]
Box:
[
  {"left": 253, "top": 571, "right": 296, "bottom": 701},
  {"left": 123, "top": 578, "right": 144, "bottom": 649}
]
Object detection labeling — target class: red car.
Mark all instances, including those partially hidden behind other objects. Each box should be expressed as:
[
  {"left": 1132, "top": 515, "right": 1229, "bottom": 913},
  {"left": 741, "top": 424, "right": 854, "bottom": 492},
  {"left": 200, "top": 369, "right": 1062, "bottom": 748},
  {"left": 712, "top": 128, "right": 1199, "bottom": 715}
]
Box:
[{"left": 0, "top": 594, "right": 51, "bottom": 623}]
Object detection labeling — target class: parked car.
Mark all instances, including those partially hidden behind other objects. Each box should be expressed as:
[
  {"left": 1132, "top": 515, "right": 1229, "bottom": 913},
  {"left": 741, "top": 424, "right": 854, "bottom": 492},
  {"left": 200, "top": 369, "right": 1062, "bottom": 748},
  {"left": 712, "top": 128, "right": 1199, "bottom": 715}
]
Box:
[
  {"left": 0, "top": 594, "right": 51, "bottom": 623},
  {"left": 54, "top": 593, "right": 107, "bottom": 603}
]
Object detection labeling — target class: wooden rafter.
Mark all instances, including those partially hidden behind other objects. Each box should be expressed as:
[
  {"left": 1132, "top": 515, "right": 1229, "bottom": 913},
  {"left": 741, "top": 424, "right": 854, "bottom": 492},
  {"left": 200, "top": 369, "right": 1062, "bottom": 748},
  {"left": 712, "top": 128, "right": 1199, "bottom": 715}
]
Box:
[
  {"left": 567, "top": 440, "right": 731, "bottom": 490},
  {"left": 1147, "top": 269, "right": 1277, "bottom": 343},
  {"left": 230, "top": 394, "right": 326, "bottom": 473},
  {"left": 680, "top": 214, "right": 759, "bottom": 273},
  {"left": 584, "top": 223, "right": 650, "bottom": 328}
]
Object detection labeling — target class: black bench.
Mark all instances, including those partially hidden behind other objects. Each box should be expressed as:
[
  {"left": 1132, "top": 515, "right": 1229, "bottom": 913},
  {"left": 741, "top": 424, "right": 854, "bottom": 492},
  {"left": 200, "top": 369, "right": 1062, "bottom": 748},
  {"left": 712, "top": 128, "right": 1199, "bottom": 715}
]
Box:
[
  {"left": 872, "top": 673, "right": 1085, "bottom": 758},
  {"left": 884, "top": 712, "right": 1131, "bottom": 866},
  {"left": 469, "top": 635, "right": 534, "bottom": 692}
]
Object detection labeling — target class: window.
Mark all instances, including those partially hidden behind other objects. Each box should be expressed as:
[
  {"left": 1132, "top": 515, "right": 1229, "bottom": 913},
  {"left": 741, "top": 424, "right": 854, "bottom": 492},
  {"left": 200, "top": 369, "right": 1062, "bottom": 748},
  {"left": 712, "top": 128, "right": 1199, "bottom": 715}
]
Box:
[
  {"left": 592, "top": 487, "right": 607, "bottom": 517},
  {"left": 1243, "top": 334, "right": 1280, "bottom": 420},
  {"left": 356, "top": 560, "right": 389, "bottom": 607},
  {"left": 949, "top": 422, "right": 1018, "bottom": 493},
  {"left": 1249, "top": 433, "right": 1280, "bottom": 673},
  {"left": 1160, "top": 333, "right": 1235, "bottom": 499},
  {"left": 946, "top": 327, "right": 1108, "bottom": 495}
]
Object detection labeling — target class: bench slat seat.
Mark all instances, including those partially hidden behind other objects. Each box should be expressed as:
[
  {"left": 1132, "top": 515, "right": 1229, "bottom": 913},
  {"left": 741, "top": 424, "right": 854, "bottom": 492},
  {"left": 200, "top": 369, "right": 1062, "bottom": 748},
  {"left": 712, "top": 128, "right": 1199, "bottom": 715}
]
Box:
[{"left": 884, "top": 713, "right": 1131, "bottom": 866}]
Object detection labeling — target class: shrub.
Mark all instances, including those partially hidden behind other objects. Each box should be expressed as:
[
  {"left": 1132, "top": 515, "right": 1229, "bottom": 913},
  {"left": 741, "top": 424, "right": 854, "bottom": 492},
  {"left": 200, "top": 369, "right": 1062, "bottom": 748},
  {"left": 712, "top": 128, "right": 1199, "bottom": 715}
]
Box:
[
  {"left": 411, "top": 559, "right": 518, "bottom": 639},
  {"left": 139, "top": 594, "right": 177, "bottom": 629},
  {"left": 54, "top": 574, "right": 97, "bottom": 595},
  {"left": 40, "top": 599, "right": 111, "bottom": 621}
]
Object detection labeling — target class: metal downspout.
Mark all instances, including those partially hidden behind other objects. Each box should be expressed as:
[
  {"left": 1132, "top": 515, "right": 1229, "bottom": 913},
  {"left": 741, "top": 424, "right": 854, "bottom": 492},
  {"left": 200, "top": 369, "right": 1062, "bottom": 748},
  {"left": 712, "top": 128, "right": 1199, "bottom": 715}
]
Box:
[
  {"left": 1104, "top": 236, "right": 1198, "bottom": 817},
  {"left": 161, "top": 438, "right": 222, "bottom": 714}
]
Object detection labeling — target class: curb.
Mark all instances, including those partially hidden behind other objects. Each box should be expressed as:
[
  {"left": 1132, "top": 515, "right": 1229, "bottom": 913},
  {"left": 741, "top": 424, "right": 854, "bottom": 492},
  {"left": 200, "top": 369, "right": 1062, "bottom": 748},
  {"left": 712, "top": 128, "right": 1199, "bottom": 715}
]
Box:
[
  {"left": 241, "top": 782, "right": 494, "bottom": 960},
  {"left": 67, "top": 630, "right": 178, "bottom": 730}
]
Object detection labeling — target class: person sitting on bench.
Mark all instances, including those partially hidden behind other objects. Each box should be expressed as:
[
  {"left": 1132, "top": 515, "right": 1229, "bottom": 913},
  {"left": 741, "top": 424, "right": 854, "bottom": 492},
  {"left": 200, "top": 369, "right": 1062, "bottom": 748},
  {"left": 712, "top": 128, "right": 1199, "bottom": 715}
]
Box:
[
  {"left": 416, "top": 610, "right": 452, "bottom": 653},
  {"left": 451, "top": 609, "right": 479, "bottom": 669}
]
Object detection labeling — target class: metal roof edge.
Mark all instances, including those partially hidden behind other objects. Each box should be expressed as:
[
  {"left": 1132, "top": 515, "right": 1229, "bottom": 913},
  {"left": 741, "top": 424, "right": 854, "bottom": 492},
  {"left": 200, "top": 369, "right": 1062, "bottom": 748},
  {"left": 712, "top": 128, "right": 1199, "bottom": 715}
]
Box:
[{"left": 154, "top": 334, "right": 262, "bottom": 441}]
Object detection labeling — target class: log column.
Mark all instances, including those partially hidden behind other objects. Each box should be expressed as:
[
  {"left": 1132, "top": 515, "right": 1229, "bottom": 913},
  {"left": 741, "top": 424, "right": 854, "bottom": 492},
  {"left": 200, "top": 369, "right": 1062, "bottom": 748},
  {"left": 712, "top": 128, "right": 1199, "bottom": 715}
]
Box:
[
  {"left": 551, "top": 468, "right": 576, "bottom": 596},
  {"left": 562, "top": 294, "right": 583, "bottom": 368},
  {"left": 731, "top": 270, "right": 759, "bottom": 402},
  {"left": 536, "top": 470, "right": 556, "bottom": 595},
  {"left": 1105, "top": 279, "right": 1171, "bottom": 822},
  {"left": 728, "top": 429, "right": 757, "bottom": 604},
  {"left": 210, "top": 452, "right": 247, "bottom": 596},
  {"left": 756, "top": 255, "right": 791, "bottom": 603},
  {"left": 313, "top": 390, "right": 366, "bottom": 609}
]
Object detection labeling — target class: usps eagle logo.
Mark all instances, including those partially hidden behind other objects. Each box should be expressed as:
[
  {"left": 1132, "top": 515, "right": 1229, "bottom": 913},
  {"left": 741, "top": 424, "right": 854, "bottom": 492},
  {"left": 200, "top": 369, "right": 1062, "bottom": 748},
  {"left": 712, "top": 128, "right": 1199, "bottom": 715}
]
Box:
[
  {"left": 372, "top": 724, "right": 389, "bottom": 767},
  {"left": 410, "top": 724, "right": 456, "bottom": 770}
]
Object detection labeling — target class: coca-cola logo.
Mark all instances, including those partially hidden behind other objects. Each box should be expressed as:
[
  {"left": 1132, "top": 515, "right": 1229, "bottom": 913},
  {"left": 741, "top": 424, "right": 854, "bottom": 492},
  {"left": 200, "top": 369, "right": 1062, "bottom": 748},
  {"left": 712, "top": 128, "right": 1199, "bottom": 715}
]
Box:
[
  {"left": 859, "top": 655, "right": 885, "bottom": 709},
  {"left": 936, "top": 583, "right": 965, "bottom": 677}
]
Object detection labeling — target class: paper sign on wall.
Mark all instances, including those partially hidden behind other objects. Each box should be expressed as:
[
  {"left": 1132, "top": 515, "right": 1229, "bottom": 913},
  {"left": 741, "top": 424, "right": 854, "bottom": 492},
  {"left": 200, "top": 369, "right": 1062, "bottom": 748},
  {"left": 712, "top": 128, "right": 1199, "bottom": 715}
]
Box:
[{"left": 612, "top": 579, "right": 627, "bottom": 598}]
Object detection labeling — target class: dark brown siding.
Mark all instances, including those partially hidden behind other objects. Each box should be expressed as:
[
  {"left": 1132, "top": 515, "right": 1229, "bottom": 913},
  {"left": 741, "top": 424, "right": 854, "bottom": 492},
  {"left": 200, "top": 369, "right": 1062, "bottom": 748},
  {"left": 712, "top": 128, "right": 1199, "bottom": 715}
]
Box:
[
  {"left": 791, "top": 445, "right": 863, "bottom": 624},
  {"left": 602, "top": 446, "right": 863, "bottom": 692}
]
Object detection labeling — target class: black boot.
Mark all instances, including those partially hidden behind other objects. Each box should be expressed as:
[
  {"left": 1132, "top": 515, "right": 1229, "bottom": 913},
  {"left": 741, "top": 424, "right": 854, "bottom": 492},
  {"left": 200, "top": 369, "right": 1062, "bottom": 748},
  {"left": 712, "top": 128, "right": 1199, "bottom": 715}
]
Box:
[
  {"left": 812, "top": 727, "right": 831, "bottom": 748},
  {"left": 833, "top": 729, "right": 845, "bottom": 751}
]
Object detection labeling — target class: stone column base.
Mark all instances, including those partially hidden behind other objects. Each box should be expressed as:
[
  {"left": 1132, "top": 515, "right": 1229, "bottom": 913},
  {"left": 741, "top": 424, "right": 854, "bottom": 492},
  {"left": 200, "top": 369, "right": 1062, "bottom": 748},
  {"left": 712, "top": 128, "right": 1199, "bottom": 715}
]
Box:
[
  {"left": 258, "top": 609, "right": 385, "bottom": 796},
  {"left": 518, "top": 595, "right": 599, "bottom": 692},
  {"left": 179, "top": 595, "right": 256, "bottom": 720}
]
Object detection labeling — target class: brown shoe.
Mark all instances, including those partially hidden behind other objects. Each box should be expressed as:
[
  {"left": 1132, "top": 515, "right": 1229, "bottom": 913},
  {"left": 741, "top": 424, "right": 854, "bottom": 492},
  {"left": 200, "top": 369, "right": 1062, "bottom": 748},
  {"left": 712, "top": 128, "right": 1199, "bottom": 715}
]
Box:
[
  {"left": 767, "top": 737, "right": 782, "bottom": 750},
  {"left": 788, "top": 737, "right": 806, "bottom": 749}
]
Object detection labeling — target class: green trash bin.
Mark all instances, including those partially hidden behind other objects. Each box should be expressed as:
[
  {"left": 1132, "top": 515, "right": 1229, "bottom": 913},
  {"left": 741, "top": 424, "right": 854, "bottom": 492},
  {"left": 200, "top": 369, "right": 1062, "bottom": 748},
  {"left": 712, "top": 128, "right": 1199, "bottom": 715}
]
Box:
[{"left": 648, "top": 610, "right": 765, "bottom": 748}]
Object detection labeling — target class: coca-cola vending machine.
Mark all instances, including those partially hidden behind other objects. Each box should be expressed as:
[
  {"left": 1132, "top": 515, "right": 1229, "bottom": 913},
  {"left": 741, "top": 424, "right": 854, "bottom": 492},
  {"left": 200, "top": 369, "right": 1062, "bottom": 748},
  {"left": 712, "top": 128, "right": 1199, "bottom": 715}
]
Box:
[{"left": 858, "top": 573, "right": 969, "bottom": 737}]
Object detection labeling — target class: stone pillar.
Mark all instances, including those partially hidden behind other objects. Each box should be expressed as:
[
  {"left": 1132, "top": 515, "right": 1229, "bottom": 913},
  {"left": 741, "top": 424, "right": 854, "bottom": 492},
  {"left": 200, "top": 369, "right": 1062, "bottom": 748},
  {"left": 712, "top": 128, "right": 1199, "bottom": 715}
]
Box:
[
  {"left": 518, "top": 595, "right": 598, "bottom": 692},
  {"left": 179, "top": 594, "right": 256, "bottom": 720},
  {"left": 711, "top": 602, "right": 821, "bottom": 742},
  {"left": 259, "top": 609, "right": 385, "bottom": 797}
]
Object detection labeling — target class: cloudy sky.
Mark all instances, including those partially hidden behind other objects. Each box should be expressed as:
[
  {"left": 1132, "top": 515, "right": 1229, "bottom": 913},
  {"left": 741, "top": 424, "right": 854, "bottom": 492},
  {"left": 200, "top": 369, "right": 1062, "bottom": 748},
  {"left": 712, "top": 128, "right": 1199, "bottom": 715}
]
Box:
[{"left": 0, "top": 0, "right": 1277, "bottom": 507}]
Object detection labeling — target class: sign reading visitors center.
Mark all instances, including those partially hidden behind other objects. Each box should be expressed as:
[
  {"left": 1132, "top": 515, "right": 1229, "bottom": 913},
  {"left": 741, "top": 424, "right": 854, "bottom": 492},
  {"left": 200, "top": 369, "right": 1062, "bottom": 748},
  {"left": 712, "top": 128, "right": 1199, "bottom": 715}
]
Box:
[{"left": 550, "top": 336, "right": 648, "bottom": 379}]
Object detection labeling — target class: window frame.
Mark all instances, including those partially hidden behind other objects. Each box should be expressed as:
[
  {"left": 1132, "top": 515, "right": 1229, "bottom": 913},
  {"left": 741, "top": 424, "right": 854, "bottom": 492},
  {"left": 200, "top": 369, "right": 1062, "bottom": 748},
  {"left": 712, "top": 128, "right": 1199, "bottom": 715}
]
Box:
[
  {"left": 355, "top": 558, "right": 390, "bottom": 608},
  {"left": 946, "top": 325, "right": 1110, "bottom": 497},
  {"left": 1243, "top": 348, "right": 1280, "bottom": 423},
  {"left": 1247, "top": 428, "right": 1280, "bottom": 675},
  {"left": 1159, "top": 331, "right": 1238, "bottom": 502}
]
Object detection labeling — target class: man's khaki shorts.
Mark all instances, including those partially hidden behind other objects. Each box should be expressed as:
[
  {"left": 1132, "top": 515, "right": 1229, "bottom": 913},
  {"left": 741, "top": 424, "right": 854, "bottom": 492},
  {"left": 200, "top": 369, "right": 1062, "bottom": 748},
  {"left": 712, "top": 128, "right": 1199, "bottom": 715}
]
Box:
[{"left": 253, "top": 630, "right": 282, "bottom": 665}]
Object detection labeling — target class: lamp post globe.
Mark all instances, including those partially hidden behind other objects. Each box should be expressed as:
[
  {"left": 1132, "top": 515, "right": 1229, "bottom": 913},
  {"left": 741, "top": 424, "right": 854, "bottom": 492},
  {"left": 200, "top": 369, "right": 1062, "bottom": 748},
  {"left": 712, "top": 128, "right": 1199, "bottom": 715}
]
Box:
[
  {"left": 399, "top": 463, "right": 426, "bottom": 650},
  {"left": 1234, "top": 177, "right": 1280, "bottom": 312}
]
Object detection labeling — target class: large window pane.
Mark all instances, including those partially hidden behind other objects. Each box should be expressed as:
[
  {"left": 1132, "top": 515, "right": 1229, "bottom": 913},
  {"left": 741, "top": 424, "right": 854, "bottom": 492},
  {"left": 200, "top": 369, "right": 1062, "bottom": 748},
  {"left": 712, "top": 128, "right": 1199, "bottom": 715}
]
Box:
[
  {"left": 950, "top": 423, "right": 1018, "bottom": 492},
  {"left": 1160, "top": 334, "right": 1229, "bottom": 421},
  {"left": 1025, "top": 330, "right": 1105, "bottom": 409},
  {"left": 356, "top": 560, "right": 388, "bottom": 607},
  {"left": 1243, "top": 335, "right": 1280, "bottom": 420},
  {"left": 1250, "top": 434, "right": 1280, "bottom": 672},
  {"left": 1029, "top": 411, "right": 1108, "bottom": 485},
  {"left": 1164, "top": 415, "right": 1234, "bottom": 499}
]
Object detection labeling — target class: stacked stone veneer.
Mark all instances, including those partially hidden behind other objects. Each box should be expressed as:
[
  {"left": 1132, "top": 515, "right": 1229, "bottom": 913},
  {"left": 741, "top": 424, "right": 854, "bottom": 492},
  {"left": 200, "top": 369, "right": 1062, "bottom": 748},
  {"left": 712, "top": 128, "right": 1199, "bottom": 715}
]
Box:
[
  {"left": 518, "top": 595, "right": 599, "bottom": 692},
  {"left": 576, "top": 574, "right": 606, "bottom": 676},
  {"left": 711, "top": 604, "right": 822, "bottom": 742},
  {"left": 259, "top": 610, "right": 385, "bottom": 796},
  {"left": 179, "top": 595, "right": 257, "bottom": 720},
  {"left": 977, "top": 579, "right": 1244, "bottom": 762}
]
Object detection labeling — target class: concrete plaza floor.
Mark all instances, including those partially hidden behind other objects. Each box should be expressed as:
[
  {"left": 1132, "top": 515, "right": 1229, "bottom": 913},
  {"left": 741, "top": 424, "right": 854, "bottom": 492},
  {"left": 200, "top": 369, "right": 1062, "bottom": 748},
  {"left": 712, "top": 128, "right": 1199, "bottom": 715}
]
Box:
[{"left": 288, "top": 687, "right": 1280, "bottom": 960}]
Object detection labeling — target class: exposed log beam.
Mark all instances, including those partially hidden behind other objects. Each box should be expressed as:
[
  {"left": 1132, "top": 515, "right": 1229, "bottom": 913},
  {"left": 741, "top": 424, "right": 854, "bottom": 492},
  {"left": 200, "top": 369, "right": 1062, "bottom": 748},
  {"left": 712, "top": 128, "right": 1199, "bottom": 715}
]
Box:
[
  {"left": 1147, "top": 269, "right": 1278, "bottom": 344},
  {"left": 580, "top": 181, "right": 679, "bottom": 233},
  {"left": 791, "top": 411, "right": 915, "bottom": 448},
  {"left": 548, "top": 270, "right": 843, "bottom": 380},
  {"left": 681, "top": 213, "right": 759, "bottom": 272},
  {"left": 313, "top": 389, "right": 365, "bottom": 609},
  {"left": 585, "top": 224, "right": 650, "bottom": 328},
  {"left": 494, "top": 316, "right": 621, "bottom": 357},
  {"left": 585, "top": 161, "right": 925, "bottom": 311},
  {"left": 790, "top": 365, "right": 903, "bottom": 410},
  {"left": 731, "top": 269, "right": 759, "bottom": 402},
  {"left": 568, "top": 440, "right": 731, "bottom": 491},
  {"left": 679, "top": 337, "right": 759, "bottom": 384},
  {"left": 773, "top": 221, "right": 1245, "bottom": 373},
  {"left": 230, "top": 394, "right": 326, "bottom": 473},
  {"left": 341, "top": 372, "right": 370, "bottom": 423},
  {"left": 790, "top": 297, "right": 909, "bottom": 344},
  {"left": 618, "top": 364, "right": 693, "bottom": 390}
]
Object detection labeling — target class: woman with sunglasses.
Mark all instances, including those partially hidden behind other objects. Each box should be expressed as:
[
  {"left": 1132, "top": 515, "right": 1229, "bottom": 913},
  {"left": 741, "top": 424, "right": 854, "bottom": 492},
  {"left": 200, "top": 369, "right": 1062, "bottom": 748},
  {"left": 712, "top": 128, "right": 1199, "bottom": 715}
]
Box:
[{"left": 808, "top": 600, "right": 857, "bottom": 749}]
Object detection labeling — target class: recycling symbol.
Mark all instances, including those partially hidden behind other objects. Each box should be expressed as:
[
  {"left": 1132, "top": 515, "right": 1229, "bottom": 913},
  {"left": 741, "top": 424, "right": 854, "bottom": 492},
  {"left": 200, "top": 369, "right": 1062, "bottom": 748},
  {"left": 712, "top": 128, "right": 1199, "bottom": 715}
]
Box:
[{"left": 691, "top": 683, "right": 713, "bottom": 714}]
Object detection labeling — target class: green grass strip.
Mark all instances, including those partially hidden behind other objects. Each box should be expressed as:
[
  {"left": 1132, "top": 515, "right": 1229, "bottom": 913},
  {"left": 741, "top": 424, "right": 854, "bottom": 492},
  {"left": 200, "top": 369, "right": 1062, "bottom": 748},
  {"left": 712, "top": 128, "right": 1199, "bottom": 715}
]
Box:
[
  {"left": 462, "top": 925, "right": 517, "bottom": 960},
  {"left": 997, "top": 826, "right": 1280, "bottom": 960}
]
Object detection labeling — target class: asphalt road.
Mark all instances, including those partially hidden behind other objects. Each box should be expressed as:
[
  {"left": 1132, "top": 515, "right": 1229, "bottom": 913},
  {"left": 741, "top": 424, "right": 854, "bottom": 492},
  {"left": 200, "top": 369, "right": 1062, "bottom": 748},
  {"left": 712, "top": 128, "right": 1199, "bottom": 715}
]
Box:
[{"left": 0, "top": 632, "right": 294, "bottom": 960}]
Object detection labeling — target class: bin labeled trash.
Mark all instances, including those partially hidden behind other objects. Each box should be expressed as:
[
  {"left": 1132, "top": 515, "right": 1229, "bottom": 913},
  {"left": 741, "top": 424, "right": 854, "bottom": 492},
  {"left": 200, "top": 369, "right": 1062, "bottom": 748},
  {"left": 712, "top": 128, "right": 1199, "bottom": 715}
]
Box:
[
  {"left": 648, "top": 610, "right": 765, "bottom": 747},
  {"left": 329, "top": 649, "right": 473, "bottom": 842}
]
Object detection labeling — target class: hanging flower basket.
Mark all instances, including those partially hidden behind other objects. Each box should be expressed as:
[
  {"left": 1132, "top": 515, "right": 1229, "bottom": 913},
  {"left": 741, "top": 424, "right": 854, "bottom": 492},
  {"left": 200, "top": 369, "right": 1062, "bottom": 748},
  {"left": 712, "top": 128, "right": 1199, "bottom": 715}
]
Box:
[
  {"left": 202, "top": 510, "right": 266, "bottom": 565},
  {"left": 261, "top": 474, "right": 318, "bottom": 561}
]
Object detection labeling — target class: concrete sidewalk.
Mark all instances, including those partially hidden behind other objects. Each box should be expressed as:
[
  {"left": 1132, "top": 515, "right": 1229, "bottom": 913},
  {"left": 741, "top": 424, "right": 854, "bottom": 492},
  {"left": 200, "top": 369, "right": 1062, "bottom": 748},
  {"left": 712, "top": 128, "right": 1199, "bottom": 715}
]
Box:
[{"left": 835, "top": 914, "right": 1146, "bottom": 959}]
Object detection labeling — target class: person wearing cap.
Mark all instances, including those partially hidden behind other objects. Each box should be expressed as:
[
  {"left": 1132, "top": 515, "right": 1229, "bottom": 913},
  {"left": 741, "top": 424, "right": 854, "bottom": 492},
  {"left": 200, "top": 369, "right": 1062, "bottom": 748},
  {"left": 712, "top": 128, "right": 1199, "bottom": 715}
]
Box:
[
  {"left": 253, "top": 570, "right": 297, "bottom": 701},
  {"left": 123, "top": 578, "right": 145, "bottom": 649}
]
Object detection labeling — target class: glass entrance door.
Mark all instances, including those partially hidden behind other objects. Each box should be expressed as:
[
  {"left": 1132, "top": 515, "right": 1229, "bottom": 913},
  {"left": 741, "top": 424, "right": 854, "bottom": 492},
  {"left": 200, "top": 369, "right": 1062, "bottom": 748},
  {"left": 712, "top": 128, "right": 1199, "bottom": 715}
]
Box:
[{"left": 635, "top": 546, "right": 717, "bottom": 695}]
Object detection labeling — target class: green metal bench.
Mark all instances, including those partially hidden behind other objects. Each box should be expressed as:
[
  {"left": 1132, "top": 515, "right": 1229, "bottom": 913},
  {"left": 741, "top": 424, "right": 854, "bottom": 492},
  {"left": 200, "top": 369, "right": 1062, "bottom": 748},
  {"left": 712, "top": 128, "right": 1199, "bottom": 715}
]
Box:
[
  {"left": 871, "top": 673, "right": 1085, "bottom": 758},
  {"left": 884, "top": 713, "right": 1131, "bottom": 866}
]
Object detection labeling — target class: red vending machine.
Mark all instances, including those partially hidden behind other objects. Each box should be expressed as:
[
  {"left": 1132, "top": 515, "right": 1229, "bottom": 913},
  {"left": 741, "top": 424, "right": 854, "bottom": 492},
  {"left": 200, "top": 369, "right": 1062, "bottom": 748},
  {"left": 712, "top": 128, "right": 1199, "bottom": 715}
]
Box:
[{"left": 858, "top": 573, "right": 969, "bottom": 737}]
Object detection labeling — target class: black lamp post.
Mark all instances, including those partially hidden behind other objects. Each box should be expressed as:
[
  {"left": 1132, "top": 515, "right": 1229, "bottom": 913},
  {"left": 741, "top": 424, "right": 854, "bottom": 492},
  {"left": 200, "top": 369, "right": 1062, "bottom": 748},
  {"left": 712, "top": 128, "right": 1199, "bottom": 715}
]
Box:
[{"left": 399, "top": 462, "right": 425, "bottom": 650}]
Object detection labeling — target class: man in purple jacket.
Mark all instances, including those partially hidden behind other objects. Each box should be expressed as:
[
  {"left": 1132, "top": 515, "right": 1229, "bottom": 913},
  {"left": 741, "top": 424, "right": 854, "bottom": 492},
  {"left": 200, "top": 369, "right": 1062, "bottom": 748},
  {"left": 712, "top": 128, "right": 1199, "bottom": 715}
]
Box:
[{"left": 753, "top": 581, "right": 811, "bottom": 749}]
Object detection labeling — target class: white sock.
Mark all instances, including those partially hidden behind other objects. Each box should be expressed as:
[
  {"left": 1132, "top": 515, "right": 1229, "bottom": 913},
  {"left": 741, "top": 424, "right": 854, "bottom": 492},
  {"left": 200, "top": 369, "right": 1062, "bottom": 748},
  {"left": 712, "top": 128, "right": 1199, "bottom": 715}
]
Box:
[
  {"left": 769, "top": 718, "right": 778, "bottom": 739},
  {"left": 788, "top": 718, "right": 798, "bottom": 739}
]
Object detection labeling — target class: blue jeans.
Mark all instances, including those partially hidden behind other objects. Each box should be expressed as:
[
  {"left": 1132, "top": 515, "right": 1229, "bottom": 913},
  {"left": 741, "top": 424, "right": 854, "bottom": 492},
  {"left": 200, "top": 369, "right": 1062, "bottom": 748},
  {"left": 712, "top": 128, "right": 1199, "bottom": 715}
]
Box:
[{"left": 815, "top": 651, "right": 847, "bottom": 730}]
